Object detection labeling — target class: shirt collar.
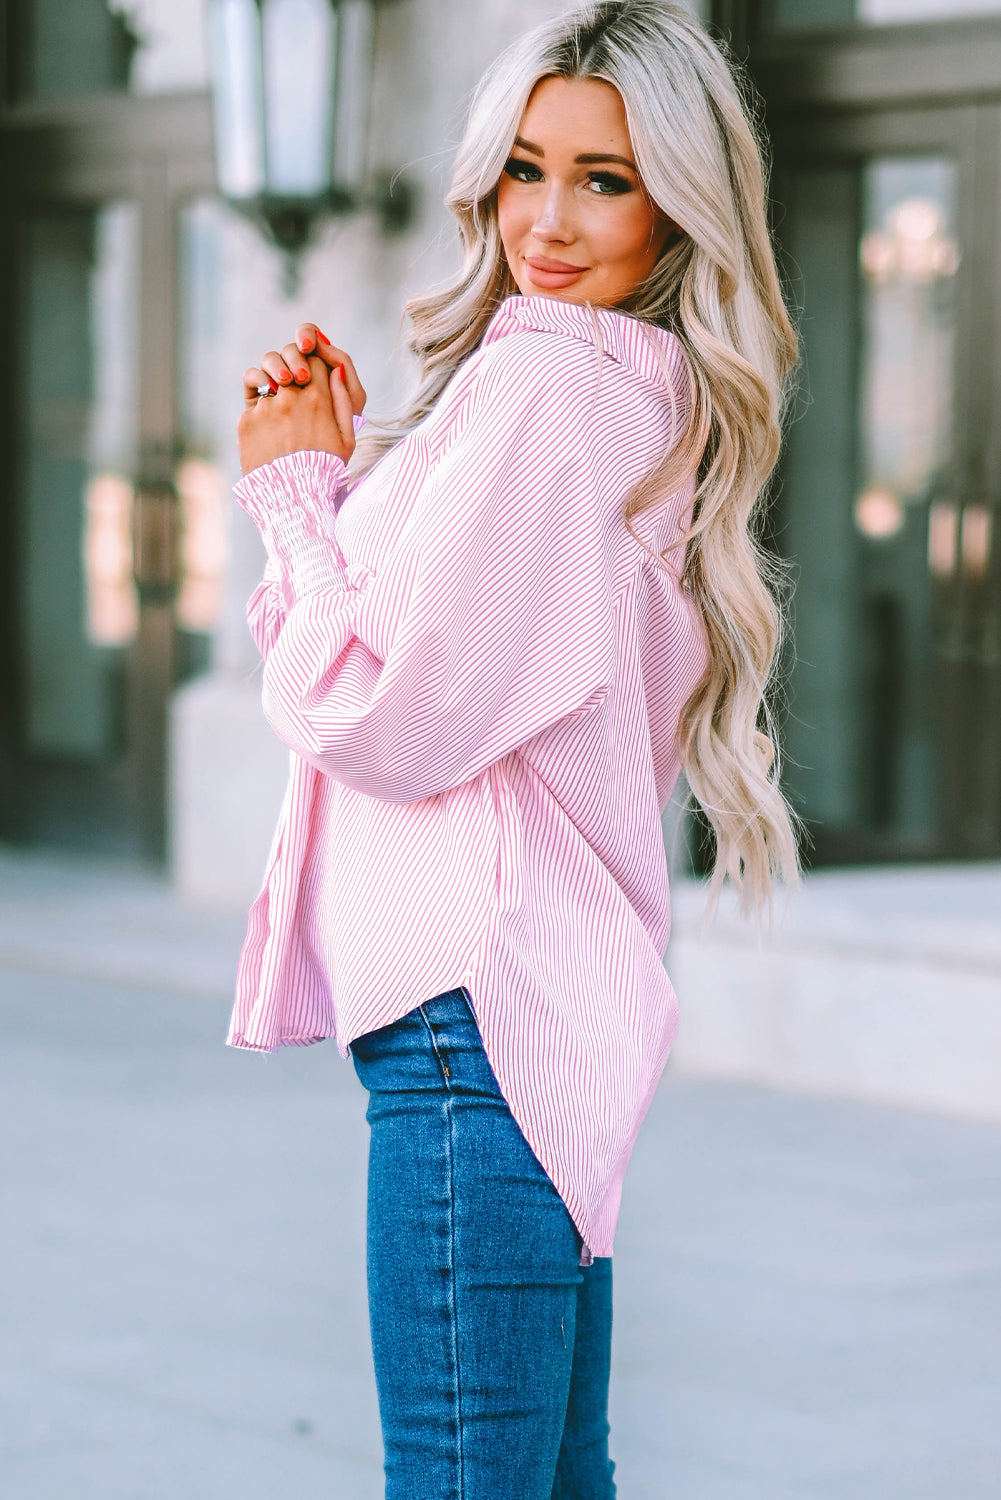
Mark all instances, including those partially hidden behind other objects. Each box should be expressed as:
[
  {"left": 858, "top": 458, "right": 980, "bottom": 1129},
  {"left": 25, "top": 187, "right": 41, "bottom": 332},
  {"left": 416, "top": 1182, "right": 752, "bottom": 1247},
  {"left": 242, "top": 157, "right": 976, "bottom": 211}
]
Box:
[{"left": 481, "top": 293, "right": 684, "bottom": 396}]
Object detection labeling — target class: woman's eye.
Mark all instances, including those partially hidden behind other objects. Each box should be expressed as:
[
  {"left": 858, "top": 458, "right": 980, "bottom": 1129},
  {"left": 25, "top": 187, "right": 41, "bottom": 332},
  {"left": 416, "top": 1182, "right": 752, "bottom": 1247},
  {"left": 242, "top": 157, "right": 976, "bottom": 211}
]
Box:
[
  {"left": 503, "top": 157, "right": 543, "bottom": 184},
  {"left": 588, "top": 171, "right": 633, "bottom": 196}
]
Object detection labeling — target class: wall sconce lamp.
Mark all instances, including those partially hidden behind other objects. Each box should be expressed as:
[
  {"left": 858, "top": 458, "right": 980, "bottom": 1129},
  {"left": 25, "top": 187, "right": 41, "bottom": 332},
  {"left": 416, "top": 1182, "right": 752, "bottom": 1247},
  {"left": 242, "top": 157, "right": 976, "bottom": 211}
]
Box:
[{"left": 207, "top": 0, "right": 413, "bottom": 295}]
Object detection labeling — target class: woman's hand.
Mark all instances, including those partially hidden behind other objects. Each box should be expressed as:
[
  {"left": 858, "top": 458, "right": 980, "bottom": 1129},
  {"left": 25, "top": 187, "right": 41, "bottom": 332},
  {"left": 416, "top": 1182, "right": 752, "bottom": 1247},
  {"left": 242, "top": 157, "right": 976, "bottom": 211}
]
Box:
[
  {"left": 243, "top": 323, "right": 366, "bottom": 416},
  {"left": 238, "top": 354, "right": 357, "bottom": 475}
]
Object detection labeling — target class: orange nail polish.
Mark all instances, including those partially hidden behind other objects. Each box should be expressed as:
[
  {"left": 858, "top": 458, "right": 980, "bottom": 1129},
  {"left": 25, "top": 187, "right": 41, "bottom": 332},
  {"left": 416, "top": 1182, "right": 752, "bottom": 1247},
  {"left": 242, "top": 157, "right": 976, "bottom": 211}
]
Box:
[{"left": 337, "top": 364, "right": 346, "bottom": 383}]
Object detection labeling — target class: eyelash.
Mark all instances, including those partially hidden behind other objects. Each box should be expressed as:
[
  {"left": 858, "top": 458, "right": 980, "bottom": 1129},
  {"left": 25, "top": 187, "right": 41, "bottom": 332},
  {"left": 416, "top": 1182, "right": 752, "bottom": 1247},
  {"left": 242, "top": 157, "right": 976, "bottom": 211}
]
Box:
[{"left": 502, "top": 157, "right": 633, "bottom": 196}]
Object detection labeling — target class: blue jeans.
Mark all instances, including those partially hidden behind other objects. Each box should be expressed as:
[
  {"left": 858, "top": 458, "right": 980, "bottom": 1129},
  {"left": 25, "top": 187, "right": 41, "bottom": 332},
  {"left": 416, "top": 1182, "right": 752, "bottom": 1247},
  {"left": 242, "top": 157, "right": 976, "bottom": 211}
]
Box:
[{"left": 350, "top": 988, "right": 617, "bottom": 1500}]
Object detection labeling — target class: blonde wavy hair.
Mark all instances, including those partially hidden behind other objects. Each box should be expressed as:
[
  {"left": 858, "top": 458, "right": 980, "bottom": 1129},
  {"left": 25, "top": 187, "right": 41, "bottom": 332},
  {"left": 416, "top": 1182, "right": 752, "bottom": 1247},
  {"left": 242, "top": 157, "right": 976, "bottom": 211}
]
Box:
[{"left": 355, "top": 0, "right": 803, "bottom": 921}]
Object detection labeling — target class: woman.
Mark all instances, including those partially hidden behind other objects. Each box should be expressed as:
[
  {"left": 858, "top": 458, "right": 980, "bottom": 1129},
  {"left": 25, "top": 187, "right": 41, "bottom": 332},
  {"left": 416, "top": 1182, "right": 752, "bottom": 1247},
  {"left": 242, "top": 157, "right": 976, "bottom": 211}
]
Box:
[{"left": 229, "top": 2, "right": 800, "bottom": 1495}]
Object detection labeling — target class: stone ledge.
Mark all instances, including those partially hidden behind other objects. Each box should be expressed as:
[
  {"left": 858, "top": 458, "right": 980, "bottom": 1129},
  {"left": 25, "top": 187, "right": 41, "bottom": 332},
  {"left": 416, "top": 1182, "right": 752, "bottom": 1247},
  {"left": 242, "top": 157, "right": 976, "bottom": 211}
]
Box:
[{"left": 667, "top": 864, "right": 1001, "bottom": 1123}]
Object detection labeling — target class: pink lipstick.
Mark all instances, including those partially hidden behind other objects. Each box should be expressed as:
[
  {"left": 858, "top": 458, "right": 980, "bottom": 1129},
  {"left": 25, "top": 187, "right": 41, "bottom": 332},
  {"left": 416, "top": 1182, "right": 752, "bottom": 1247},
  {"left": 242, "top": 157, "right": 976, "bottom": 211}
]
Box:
[{"left": 524, "top": 256, "right": 588, "bottom": 290}]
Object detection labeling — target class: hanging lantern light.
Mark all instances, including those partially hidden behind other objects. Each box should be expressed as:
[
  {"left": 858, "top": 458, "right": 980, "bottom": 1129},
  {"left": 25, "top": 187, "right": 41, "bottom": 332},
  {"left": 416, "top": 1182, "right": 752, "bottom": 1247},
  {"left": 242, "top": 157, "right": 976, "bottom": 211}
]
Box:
[{"left": 207, "top": 0, "right": 412, "bottom": 293}]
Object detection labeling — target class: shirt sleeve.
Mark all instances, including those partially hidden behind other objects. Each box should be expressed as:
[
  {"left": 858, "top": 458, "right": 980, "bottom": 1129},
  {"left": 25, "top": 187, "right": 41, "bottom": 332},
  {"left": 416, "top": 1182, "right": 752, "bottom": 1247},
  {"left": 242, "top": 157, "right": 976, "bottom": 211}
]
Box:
[
  {"left": 234, "top": 337, "right": 629, "bottom": 803},
  {"left": 246, "top": 557, "right": 287, "bottom": 660},
  {"left": 242, "top": 415, "right": 365, "bottom": 659}
]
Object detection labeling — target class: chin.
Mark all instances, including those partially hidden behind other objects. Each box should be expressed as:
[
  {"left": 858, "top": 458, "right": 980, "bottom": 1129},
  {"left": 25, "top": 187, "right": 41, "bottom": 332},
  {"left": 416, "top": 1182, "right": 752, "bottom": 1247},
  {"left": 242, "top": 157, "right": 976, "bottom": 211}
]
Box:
[{"left": 517, "top": 284, "right": 594, "bottom": 303}]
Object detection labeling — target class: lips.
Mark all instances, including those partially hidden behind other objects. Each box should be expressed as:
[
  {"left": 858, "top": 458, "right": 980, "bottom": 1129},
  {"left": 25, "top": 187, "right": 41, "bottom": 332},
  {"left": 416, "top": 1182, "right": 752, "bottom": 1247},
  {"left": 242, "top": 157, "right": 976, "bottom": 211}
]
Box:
[
  {"left": 523, "top": 255, "right": 588, "bottom": 289},
  {"left": 525, "top": 256, "right": 586, "bottom": 273}
]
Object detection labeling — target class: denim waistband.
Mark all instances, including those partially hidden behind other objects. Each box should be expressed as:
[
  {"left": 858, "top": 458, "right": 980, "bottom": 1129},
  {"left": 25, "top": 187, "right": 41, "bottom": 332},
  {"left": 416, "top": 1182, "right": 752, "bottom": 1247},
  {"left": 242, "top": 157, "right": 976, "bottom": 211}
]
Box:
[{"left": 349, "top": 987, "right": 504, "bottom": 1099}]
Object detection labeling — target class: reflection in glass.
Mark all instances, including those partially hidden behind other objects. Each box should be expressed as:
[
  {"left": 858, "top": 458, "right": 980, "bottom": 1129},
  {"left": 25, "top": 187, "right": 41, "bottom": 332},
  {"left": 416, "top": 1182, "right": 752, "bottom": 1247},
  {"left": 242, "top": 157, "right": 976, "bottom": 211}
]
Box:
[
  {"left": 777, "top": 155, "right": 959, "bottom": 853},
  {"left": 175, "top": 200, "right": 231, "bottom": 662},
  {"left": 83, "top": 202, "right": 142, "bottom": 652},
  {"left": 84, "top": 474, "right": 138, "bottom": 646},
  {"left": 176, "top": 460, "right": 229, "bottom": 633},
  {"left": 853, "top": 161, "right": 958, "bottom": 843},
  {"left": 927, "top": 499, "right": 959, "bottom": 577},
  {"left": 856, "top": 160, "right": 958, "bottom": 534},
  {"left": 960, "top": 504, "right": 992, "bottom": 581},
  {"left": 855, "top": 486, "right": 904, "bottom": 538},
  {"left": 18, "top": 202, "right": 140, "bottom": 759}
]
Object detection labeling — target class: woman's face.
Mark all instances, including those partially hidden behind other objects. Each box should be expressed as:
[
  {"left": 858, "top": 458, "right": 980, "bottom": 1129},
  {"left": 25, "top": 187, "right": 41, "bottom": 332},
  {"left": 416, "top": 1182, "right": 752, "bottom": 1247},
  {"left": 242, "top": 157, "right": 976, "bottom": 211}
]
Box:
[{"left": 496, "top": 75, "right": 675, "bottom": 308}]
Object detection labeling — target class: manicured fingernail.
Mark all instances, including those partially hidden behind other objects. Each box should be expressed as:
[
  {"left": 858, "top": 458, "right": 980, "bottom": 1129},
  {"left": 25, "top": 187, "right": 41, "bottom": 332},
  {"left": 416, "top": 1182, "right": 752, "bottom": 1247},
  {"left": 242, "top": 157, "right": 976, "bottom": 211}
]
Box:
[
  {"left": 337, "top": 364, "right": 346, "bottom": 383},
  {"left": 298, "top": 335, "right": 310, "bottom": 351},
  {"left": 317, "top": 329, "right": 330, "bottom": 344},
  {"left": 277, "top": 369, "right": 292, "bottom": 383},
  {"left": 268, "top": 377, "right": 279, "bottom": 395},
  {"left": 297, "top": 367, "right": 309, "bottom": 382}
]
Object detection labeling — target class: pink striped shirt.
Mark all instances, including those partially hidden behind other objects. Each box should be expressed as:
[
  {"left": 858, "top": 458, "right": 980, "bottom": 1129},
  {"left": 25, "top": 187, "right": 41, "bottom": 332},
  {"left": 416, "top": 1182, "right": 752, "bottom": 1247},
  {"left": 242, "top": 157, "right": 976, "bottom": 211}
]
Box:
[{"left": 227, "top": 294, "right": 709, "bottom": 1258}]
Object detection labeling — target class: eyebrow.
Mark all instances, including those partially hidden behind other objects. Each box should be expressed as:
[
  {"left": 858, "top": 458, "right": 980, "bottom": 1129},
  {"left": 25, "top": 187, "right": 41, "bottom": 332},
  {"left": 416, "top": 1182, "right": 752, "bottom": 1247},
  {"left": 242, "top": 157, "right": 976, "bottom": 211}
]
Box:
[{"left": 513, "top": 135, "right": 638, "bottom": 171}]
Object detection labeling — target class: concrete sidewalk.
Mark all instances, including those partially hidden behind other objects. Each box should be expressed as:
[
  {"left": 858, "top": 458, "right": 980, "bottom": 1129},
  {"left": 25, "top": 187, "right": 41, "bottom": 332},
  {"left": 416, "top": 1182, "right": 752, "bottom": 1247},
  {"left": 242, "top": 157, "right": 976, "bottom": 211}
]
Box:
[{"left": 1, "top": 847, "right": 999, "bottom": 1498}]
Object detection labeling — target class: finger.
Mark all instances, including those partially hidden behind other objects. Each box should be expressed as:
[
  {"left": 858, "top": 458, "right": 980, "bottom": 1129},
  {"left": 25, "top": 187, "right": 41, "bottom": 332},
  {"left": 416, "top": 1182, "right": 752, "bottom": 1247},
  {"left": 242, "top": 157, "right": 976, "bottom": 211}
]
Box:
[
  {"left": 296, "top": 322, "right": 327, "bottom": 355},
  {"left": 318, "top": 344, "right": 366, "bottom": 416},
  {"left": 260, "top": 349, "right": 294, "bottom": 387},
  {"left": 298, "top": 334, "right": 342, "bottom": 374},
  {"left": 282, "top": 341, "right": 314, "bottom": 385},
  {"left": 335, "top": 351, "right": 366, "bottom": 417},
  {"left": 325, "top": 358, "right": 356, "bottom": 454},
  {"left": 293, "top": 331, "right": 366, "bottom": 416},
  {"left": 243, "top": 366, "right": 278, "bottom": 407}
]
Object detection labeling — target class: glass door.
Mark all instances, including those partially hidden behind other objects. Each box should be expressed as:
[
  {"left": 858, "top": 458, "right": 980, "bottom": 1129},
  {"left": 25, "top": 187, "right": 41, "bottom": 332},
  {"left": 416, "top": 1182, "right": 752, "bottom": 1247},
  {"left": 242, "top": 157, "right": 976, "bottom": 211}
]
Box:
[
  {"left": 770, "top": 104, "right": 1001, "bottom": 861},
  {"left": 0, "top": 85, "right": 217, "bottom": 860},
  {"left": 0, "top": 199, "right": 151, "bottom": 854}
]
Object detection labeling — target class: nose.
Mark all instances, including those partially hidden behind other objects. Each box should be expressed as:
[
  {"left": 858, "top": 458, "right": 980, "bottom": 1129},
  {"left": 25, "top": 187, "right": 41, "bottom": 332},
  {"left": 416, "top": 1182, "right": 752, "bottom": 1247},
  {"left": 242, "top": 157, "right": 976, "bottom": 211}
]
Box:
[{"left": 532, "top": 181, "right": 574, "bottom": 244}]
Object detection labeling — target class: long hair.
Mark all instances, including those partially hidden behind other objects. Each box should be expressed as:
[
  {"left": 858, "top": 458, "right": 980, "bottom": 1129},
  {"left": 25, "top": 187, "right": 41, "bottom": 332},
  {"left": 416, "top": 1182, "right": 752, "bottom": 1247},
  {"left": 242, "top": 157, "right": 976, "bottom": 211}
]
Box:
[{"left": 354, "top": 0, "right": 802, "bottom": 921}]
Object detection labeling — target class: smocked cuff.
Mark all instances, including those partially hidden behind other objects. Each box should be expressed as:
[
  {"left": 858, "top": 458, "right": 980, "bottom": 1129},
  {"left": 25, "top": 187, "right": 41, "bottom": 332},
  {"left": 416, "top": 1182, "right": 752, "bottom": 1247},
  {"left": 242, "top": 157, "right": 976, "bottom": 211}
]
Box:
[{"left": 234, "top": 449, "right": 350, "bottom": 597}]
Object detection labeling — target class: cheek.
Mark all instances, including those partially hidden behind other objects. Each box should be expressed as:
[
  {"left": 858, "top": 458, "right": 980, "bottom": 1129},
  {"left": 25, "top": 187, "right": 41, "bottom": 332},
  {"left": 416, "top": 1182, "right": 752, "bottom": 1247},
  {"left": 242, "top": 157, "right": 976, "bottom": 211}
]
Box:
[
  {"left": 496, "top": 182, "right": 524, "bottom": 254},
  {"left": 597, "top": 200, "right": 664, "bottom": 270}
]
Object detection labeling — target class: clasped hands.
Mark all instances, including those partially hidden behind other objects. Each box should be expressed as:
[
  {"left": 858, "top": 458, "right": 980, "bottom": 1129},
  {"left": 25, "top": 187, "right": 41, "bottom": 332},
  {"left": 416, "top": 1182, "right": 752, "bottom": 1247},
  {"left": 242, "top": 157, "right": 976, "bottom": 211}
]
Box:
[{"left": 238, "top": 323, "right": 366, "bottom": 476}]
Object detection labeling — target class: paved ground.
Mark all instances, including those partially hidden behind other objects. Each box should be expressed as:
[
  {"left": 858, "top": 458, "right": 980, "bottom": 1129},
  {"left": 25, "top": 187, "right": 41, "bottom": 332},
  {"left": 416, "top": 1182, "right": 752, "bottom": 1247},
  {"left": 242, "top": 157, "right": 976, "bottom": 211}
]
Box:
[{"left": 1, "top": 849, "right": 999, "bottom": 1499}]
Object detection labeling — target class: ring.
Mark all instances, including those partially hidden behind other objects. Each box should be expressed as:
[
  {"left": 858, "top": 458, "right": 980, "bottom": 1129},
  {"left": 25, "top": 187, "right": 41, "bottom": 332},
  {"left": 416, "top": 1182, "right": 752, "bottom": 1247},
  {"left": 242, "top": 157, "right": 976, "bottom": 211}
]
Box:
[{"left": 256, "top": 382, "right": 275, "bottom": 398}]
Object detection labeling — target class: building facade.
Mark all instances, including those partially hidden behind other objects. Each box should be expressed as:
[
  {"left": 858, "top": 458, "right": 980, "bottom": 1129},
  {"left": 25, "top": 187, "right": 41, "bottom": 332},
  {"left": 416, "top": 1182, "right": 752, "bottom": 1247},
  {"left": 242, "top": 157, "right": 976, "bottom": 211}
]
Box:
[{"left": 0, "top": 0, "right": 997, "bottom": 905}]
